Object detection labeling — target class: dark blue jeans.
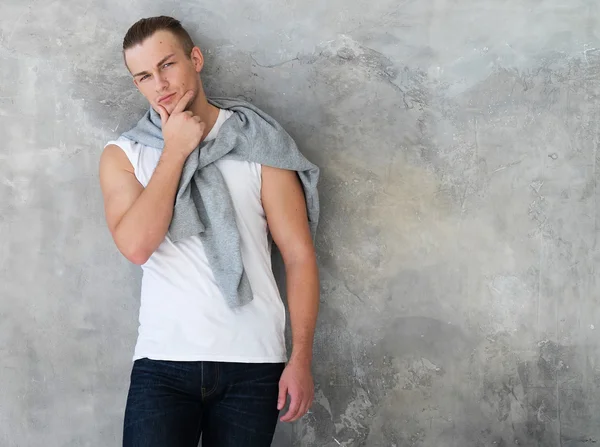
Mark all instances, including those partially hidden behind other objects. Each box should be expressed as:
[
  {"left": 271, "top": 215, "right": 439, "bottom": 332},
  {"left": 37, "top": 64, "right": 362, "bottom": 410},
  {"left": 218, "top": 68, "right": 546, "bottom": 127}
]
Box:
[{"left": 123, "top": 358, "right": 285, "bottom": 447}]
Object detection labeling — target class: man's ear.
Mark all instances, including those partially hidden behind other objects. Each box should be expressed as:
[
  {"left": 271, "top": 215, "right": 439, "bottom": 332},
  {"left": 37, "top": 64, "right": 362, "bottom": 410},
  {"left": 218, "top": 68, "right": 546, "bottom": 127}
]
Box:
[{"left": 190, "top": 47, "right": 204, "bottom": 73}]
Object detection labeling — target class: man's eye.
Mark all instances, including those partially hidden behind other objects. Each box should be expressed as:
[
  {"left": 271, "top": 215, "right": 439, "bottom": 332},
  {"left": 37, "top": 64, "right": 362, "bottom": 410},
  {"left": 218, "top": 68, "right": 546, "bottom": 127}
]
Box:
[
  {"left": 140, "top": 75, "right": 150, "bottom": 81},
  {"left": 163, "top": 63, "right": 173, "bottom": 68}
]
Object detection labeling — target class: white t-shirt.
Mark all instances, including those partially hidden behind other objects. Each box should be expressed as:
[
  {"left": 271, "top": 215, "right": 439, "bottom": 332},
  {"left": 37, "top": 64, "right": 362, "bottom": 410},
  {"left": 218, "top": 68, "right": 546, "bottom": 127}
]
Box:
[{"left": 104, "top": 109, "right": 287, "bottom": 363}]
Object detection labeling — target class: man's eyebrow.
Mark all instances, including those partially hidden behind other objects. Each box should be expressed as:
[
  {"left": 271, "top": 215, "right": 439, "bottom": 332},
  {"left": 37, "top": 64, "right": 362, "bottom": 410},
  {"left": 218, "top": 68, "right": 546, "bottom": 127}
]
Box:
[{"left": 132, "top": 53, "right": 176, "bottom": 77}]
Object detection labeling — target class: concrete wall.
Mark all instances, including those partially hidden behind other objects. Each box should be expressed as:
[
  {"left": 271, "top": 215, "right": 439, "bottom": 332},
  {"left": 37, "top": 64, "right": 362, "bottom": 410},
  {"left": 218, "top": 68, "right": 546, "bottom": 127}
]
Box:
[{"left": 2, "top": 1, "right": 600, "bottom": 446}]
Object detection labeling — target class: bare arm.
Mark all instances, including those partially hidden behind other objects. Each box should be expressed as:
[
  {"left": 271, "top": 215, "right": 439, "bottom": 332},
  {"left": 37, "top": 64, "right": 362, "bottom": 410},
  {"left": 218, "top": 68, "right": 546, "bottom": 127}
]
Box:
[
  {"left": 99, "top": 90, "right": 205, "bottom": 264},
  {"left": 99, "top": 145, "right": 186, "bottom": 264},
  {"left": 261, "top": 165, "right": 319, "bottom": 422}
]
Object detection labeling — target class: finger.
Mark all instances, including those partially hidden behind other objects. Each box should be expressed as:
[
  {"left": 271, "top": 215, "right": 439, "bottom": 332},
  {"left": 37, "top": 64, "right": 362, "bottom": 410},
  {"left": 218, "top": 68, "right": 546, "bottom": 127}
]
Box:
[
  {"left": 297, "top": 402, "right": 310, "bottom": 421},
  {"left": 302, "top": 397, "right": 313, "bottom": 418},
  {"left": 281, "top": 391, "right": 302, "bottom": 422},
  {"left": 291, "top": 395, "right": 307, "bottom": 422},
  {"left": 277, "top": 380, "right": 287, "bottom": 411},
  {"left": 156, "top": 105, "right": 169, "bottom": 126},
  {"left": 173, "top": 90, "right": 194, "bottom": 114},
  {"left": 305, "top": 394, "right": 314, "bottom": 414},
  {"left": 184, "top": 111, "right": 193, "bottom": 117},
  {"left": 297, "top": 398, "right": 312, "bottom": 421},
  {"left": 193, "top": 116, "right": 202, "bottom": 123}
]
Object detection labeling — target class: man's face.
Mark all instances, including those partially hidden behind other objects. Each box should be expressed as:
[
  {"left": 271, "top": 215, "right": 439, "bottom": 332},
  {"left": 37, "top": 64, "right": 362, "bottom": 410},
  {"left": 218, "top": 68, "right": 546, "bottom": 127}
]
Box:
[{"left": 125, "top": 30, "right": 202, "bottom": 114}]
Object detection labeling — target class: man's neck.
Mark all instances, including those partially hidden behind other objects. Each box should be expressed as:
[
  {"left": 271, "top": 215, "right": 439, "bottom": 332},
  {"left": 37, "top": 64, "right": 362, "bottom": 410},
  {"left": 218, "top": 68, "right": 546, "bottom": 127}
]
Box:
[{"left": 188, "top": 91, "right": 220, "bottom": 141}]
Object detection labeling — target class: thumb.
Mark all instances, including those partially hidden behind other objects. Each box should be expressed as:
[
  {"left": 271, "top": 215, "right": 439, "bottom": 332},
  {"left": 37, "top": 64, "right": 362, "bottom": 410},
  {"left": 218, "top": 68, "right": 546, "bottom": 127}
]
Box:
[
  {"left": 277, "top": 379, "right": 288, "bottom": 410},
  {"left": 156, "top": 104, "right": 169, "bottom": 127}
]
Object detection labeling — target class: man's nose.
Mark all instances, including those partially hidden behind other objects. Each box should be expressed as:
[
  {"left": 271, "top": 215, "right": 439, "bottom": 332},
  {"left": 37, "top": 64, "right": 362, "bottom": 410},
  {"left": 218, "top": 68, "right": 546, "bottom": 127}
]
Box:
[{"left": 155, "top": 73, "right": 169, "bottom": 92}]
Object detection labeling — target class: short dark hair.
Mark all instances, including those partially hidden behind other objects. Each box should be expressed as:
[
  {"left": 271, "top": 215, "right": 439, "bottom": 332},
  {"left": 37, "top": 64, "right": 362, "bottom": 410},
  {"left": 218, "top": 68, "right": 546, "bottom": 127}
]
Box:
[{"left": 122, "top": 16, "right": 195, "bottom": 66}]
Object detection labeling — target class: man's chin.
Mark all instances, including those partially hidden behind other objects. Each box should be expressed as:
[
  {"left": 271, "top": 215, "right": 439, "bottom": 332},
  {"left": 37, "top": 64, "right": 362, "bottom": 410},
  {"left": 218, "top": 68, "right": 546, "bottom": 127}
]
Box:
[{"left": 152, "top": 103, "right": 172, "bottom": 114}]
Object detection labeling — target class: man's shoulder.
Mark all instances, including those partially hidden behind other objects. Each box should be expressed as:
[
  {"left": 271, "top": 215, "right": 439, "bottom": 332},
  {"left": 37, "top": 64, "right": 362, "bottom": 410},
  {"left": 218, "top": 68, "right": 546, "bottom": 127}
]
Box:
[{"left": 100, "top": 138, "right": 139, "bottom": 170}]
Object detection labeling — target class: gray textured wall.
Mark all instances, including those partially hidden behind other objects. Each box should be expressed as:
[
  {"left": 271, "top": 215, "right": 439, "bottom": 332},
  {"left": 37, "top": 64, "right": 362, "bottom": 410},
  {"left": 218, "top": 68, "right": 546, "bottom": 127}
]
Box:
[{"left": 2, "top": 1, "right": 600, "bottom": 446}]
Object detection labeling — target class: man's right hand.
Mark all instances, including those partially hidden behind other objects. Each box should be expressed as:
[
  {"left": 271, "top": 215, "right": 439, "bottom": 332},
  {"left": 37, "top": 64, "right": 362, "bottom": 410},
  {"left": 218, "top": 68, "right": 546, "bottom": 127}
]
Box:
[{"left": 156, "top": 90, "right": 206, "bottom": 160}]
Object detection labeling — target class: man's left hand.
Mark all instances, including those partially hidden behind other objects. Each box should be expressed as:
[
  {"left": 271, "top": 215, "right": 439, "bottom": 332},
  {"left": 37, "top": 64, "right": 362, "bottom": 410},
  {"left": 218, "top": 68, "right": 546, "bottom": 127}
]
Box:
[{"left": 277, "top": 360, "right": 314, "bottom": 422}]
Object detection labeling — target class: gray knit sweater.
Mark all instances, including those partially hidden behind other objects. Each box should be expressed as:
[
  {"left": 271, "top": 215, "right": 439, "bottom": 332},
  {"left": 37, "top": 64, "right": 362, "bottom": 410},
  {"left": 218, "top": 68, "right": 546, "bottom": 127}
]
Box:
[{"left": 121, "top": 97, "right": 320, "bottom": 308}]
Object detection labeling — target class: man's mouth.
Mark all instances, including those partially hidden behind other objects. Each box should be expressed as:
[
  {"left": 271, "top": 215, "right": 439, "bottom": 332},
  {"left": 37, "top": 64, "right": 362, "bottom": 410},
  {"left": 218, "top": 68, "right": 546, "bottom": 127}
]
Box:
[{"left": 158, "top": 93, "right": 176, "bottom": 103}]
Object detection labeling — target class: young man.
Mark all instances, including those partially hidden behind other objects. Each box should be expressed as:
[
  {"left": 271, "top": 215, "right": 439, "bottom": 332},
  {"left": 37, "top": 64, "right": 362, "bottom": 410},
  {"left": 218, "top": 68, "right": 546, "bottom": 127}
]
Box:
[{"left": 99, "top": 16, "right": 320, "bottom": 447}]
